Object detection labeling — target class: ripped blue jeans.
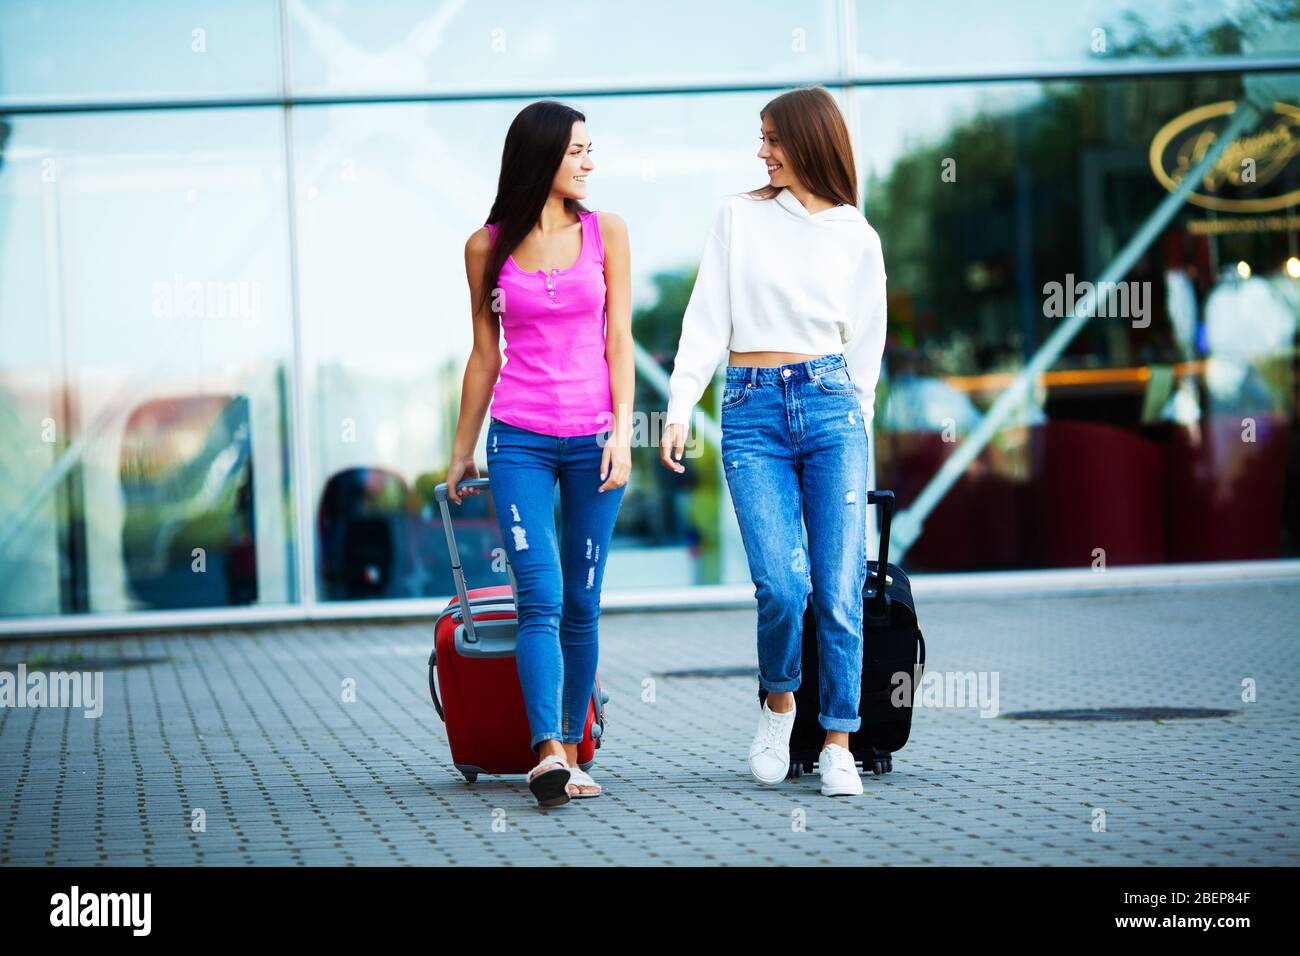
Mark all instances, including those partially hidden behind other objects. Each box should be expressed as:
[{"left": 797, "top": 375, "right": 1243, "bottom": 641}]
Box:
[
  {"left": 719, "top": 353, "right": 870, "bottom": 733},
  {"left": 485, "top": 416, "right": 626, "bottom": 750}
]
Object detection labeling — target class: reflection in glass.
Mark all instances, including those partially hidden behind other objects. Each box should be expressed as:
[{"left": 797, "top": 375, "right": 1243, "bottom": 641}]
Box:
[
  {"left": 861, "top": 70, "right": 1300, "bottom": 569},
  {"left": 854, "top": 0, "right": 1299, "bottom": 76},
  {"left": 285, "top": 0, "right": 840, "bottom": 96},
  {"left": 3, "top": 4, "right": 1299, "bottom": 629},
  {"left": 291, "top": 92, "right": 789, "bottom": 598},
  {"left": 0, "top": 0, "right": 282, "bottom": 107},
  {"left": 0, "top": 109, "right": 298, "bottom": 616}
]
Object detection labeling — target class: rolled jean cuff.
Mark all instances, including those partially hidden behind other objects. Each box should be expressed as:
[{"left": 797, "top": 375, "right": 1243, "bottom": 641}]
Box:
[
  {"left": 759, "top": 675, "right": 801, "bottom": 693},
  {"left": 530, "top": 731, "right": 563, "bottom": 749},
  {"left": 818, "top": 714, "right": 862, "bottom": 733},
  {"left": 560, "top": 733, "right": 585, "bottom": 745}
]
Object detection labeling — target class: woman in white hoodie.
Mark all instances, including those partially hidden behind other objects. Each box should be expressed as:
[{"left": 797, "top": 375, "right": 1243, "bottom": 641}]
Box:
[{"left": 657, "top": 86, "right": 888, "bottom": 797}]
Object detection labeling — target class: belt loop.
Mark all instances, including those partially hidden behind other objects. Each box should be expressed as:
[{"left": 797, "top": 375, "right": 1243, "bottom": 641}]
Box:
[{"left": 748, "top": 365, "right": 758, "bottom": 387}]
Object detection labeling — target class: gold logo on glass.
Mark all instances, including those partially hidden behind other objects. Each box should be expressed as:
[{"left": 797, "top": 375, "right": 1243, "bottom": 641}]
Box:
[{"left": 1149, "top": 100, "right": 1300, "bottom": 213}]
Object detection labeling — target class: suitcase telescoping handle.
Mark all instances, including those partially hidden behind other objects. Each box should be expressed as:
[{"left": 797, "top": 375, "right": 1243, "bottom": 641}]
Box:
[
  {"left": 431, "top": 478, "right": 609, "bottom": 742},
  {"left": 433, "top": 478, "right": 519, "bottom": 644},
  {"left": 865, "top": 489, "right": 894, "bottom": 617}
]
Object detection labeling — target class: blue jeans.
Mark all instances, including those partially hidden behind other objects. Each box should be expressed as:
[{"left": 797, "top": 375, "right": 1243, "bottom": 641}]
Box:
[
  {"left": 719, "top": 353, "right": 870, "bottom": 733},
  {"left": 485, "top": 416, "right": 626, "bottom": 750}
]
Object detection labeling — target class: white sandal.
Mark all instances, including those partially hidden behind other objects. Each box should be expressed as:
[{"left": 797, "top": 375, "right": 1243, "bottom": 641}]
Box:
[
  {"left": 565, "top": 765, "right": 602, "bottom": 798},
  {"left": 527, "top": 754, "right": 571, "bottom": 807}
]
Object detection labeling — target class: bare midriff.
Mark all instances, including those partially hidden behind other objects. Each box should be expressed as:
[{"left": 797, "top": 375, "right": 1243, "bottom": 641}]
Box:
[{"left": 728, "top": 349, "right": 825, "bottom": 367}]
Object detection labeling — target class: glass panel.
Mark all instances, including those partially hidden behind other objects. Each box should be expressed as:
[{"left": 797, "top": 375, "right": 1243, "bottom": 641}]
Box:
[
  {"left": 0, "top": 0, "right": 283, "bottom": 108},
  {"left": 0, "top": 108, "right": 299, "bottom": 617},
  {"left": 854, "top": 0, "right": 1300, "bottom": 77},
  {"left": 287, "top": 0, "right": 840, "bottom": 96},
  {"left": 6, "top": 4, "right": 1297, "bottom": 630},
  {"left": 859, "top": 72, "right": 1300, "bottom": 569},
  {"left": 292, "top": 90, "right": 804, "bottom": 598}
]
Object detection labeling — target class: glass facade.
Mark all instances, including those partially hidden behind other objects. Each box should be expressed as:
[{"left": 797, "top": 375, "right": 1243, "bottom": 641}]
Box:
[{"left": 2, "top": 1, "right": 1298, "bottom": 626}]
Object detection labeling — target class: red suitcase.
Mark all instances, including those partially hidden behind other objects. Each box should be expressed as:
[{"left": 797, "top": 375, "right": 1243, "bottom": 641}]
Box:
[{"left": 428, "top": 477, "right": 607, "bottom": 783}]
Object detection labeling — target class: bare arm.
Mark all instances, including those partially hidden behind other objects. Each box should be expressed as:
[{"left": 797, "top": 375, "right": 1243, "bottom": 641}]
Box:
[
  {"left": 601, "top": 212, "right": 634, "bottom": 444},
  {"left": 447, "top": 227, "right": 502, "bottom": 503},
  {"left": 599, "top": 211, "right": 634, "bottom": 492}
]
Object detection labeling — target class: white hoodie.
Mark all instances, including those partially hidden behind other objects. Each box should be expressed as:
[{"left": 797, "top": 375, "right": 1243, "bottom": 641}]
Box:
[{"left": 664, "top": 186, "right": 888, "bottom": 428}]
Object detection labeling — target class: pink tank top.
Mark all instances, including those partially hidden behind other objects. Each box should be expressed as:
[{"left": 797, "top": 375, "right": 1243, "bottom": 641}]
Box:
[{"left": 484, "top": 210, "right": 612, "bottom": 437}]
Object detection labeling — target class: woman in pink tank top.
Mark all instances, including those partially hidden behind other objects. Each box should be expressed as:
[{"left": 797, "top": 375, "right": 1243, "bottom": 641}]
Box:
[{"left": 446, "top": 101, "right": 634, "bottom": 807}]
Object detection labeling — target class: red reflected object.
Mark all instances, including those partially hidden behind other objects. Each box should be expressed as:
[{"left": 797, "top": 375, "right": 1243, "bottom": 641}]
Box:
[
  {"left": 881, "top": 431, "right": 1026, "bottom": 571},
  {"left": 1166, "top": 413, "right": 1288, "bottom": 561},
  {"left": 1029, "top": 420, "right": 1166, "bottom": 567},
  {"left": 882, "top": 432, "right": 979, "bottom": 569}
]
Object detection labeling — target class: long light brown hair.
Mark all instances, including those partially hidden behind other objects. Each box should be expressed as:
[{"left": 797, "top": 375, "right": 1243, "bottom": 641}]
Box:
[{"left": 747, "top": 86, "right": 858, "bottom": 209}]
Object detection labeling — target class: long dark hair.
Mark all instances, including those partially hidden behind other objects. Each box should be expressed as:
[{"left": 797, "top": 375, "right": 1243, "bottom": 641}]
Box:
[
  {"left": 478, "top": 100, "right": 591, "bottom": 317},
  {"left": 747, "top": 86, "right": 858, "bottom": 208}
]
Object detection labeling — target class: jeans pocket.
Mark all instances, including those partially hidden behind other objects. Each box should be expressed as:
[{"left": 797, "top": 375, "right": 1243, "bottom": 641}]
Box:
[
  {"left": 720, "top": 382, "right": 751, "bottom": 411},
  {"left": 814, "top": 366, "right": 854, "bottom": 394}
]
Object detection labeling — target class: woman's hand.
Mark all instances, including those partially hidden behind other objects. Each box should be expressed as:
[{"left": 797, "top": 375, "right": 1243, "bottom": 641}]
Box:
[
  {"left": 598, "top": 439, "right": 631, "bottom": 493},
  {"left": 446, "top": 456, "right": 482, "bottom": 505},
  {"left": 658, "top": 422, "right": 689, "bottom": 474}
]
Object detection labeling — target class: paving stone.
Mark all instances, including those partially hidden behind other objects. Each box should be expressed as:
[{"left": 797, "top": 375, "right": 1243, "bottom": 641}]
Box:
[{"left": 1, "top": 579, "right": 1297, "bottom": 865}]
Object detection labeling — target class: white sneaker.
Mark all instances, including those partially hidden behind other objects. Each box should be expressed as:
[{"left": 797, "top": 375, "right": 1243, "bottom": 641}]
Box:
[
  {"left": 749, "top": 698, "right": 796, "bottom": 785},
  {"left": 818, "top": 743, "right": 864, "bottom": 796}
]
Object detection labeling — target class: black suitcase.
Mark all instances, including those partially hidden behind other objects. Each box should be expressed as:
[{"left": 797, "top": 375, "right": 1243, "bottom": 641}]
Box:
[{"left": 759, "top": 489, "right": 925, "bottom": 777}]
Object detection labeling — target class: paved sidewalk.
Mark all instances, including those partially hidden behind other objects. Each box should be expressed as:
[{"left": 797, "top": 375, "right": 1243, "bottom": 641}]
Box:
[{"left": 1, "top": 579, "right": 1297, "bottom": 866}]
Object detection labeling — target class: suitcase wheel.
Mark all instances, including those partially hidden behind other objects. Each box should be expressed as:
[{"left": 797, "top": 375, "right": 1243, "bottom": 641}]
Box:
[
  {"left": 871, "top": 756, "right": 891, "bottom": 775},
  {"left": 786, "top": 763, "right": 801, "bottom": 780}
]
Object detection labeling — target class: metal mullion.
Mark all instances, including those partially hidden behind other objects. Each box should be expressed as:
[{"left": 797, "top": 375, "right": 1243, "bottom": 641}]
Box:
[
  {"left": 277, "top": 0, "right": 316, "bottom": 609},
  {"left": 4, "top": 55, "right": 1300, "bottom": 116}
]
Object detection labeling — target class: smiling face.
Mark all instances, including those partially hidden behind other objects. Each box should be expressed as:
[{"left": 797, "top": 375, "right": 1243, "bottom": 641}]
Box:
[
  {"left": 758, "top": 116, "right": 795, "bottom": 188},
  {"left": 551, "top": 120, "right": 594, "bottom": 200}
]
